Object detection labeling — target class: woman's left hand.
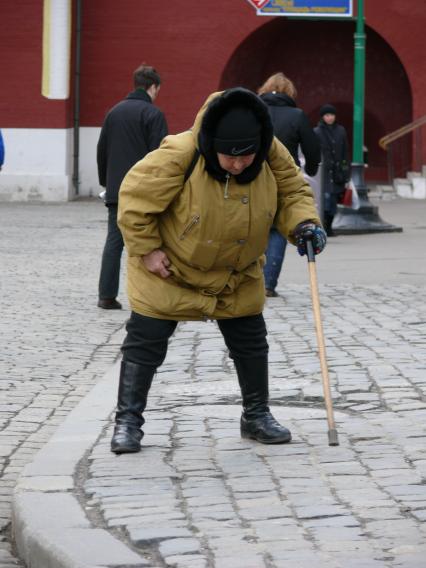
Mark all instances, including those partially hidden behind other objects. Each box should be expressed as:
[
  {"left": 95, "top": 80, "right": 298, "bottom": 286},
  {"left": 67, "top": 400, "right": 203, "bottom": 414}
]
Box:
[{"left": 294, "top": 222, "right": 327, "bottom": 256}]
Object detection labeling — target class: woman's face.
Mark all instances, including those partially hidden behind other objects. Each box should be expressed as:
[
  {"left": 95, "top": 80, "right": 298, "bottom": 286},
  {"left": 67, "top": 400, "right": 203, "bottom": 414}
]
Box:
[
  {"left": 217, "top": 153, "right": 256, "bottom": 175},
  {"left": 323, "top": 113, "right": 336, "bottom": 125}
]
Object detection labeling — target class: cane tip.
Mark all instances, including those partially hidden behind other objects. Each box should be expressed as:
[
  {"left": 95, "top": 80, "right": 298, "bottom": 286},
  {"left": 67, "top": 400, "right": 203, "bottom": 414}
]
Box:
[{"left": 328, "top": 429, "right": 339, "bottom": 446}]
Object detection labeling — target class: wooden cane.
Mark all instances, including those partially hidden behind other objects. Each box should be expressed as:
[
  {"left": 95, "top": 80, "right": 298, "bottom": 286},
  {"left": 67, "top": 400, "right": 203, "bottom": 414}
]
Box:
[{"left": 306, "top": 239, "right": 339, "bottom": 446}]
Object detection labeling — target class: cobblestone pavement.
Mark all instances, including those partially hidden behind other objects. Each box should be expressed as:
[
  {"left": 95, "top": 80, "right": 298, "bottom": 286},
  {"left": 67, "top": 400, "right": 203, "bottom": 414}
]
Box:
[
  {"left": 0, "top": 201, "right": 125, "bottom": 566},
  {"left": 84, "top": 283, "right": 426, "bottom": 568},
  {"left": 3, "top": 199, "right": 426, "bottom": 567}
]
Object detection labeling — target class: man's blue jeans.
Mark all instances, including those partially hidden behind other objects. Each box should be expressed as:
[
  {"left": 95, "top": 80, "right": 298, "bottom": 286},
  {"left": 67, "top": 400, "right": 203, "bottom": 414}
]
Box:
[{"left": 263, "top": 228, "right": 287, "bottom": 292}]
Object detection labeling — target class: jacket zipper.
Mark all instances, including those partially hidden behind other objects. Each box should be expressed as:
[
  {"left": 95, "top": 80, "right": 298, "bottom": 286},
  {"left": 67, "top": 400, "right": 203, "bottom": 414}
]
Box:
[
  {"left": 224, "top": 173, "right": 230, "bottom": 199},
  {"left": 179, "top": 214, "right": 200, "bottom": 240}
]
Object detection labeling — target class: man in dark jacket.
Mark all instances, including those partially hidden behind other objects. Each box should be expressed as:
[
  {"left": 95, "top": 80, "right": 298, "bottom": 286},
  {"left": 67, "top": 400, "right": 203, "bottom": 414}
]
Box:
[
  {"left": 314, "top": 104, "right": 350, "bottom": 236},
  {"left": 97, "top": 64, "right": 168, "bottom": 309},
  {"left": 258, "top": 73, "right": 321, "bottom": 297}
]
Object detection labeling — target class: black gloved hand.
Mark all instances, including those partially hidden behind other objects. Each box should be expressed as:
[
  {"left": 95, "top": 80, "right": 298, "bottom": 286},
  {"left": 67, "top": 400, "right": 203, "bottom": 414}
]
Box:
[{"left": 294, "top": 221, "right": 327, "bottom": 256}]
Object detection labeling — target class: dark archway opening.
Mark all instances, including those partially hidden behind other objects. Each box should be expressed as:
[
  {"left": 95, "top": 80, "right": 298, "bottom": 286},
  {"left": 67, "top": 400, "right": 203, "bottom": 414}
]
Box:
[{"left": 220, "top": 18, "right": 412, "bottom": 182}]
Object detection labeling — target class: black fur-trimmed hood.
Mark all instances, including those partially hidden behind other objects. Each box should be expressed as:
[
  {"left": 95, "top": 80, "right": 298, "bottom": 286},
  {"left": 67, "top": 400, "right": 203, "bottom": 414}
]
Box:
[{"left": 193, "top": 88, "right": 274, "bottom": 184}]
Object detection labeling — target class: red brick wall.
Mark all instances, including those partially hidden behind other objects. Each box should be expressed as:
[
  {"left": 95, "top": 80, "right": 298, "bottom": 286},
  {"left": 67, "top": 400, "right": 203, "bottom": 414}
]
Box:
[
  {"left": 1, "top": 0, "right": 425, "bottom": 178},
  {"left": 79, "top": 0, "right": 265, "bottom": 131},
  {"left": 0, "top": 0, "right": 72, "bottom": 128},
  {"left": 218, "top": 17, "right": 413, "bottom": 180},
  {"left": 366, "top": 1, "right": 426, "bottom": 120}
]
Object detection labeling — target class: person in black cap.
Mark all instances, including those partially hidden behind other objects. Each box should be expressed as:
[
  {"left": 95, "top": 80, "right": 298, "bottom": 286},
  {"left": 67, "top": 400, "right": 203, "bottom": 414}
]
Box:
[
  {"left": 109, "top": 87, "right": 327, "bottom": 455},
  {"left": 315, "top": 104, "right": 350, "bottom": 235}
]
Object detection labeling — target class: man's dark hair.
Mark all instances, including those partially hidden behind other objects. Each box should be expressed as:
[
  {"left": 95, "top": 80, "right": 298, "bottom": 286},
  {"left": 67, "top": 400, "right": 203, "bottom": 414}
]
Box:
[{"left": 133, "top": 64, "right": 161, "bottom": 90}]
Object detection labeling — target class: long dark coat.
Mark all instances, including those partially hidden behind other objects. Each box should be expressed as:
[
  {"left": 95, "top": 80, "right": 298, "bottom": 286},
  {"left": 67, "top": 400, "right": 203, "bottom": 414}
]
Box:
[
  {"left": 260, "top": 93, "right": 320, "bottom": 177},
  {"left": 314, "top": 120, "right": 350, "bottom": 214}
]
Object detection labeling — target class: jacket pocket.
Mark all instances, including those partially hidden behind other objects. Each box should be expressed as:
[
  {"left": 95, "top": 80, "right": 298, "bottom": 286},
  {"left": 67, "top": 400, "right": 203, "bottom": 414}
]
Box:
[
  {"left": 178, "top": 214, "right": 220, "bottom": 271},
  {"left": 179, "top": 214, "right": 200, "bottom": 240},
  {"left": 189, "top": 241, "right": 220, "bottom": 271}
]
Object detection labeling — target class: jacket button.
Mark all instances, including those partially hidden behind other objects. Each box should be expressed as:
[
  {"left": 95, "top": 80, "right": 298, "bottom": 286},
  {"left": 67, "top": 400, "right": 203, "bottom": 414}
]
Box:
[
  {"left": 237, "top": 239, "right": 246, "bottom": 245},
  {"left": 241, "top": 196, "right": 249, "bottom": 204}
]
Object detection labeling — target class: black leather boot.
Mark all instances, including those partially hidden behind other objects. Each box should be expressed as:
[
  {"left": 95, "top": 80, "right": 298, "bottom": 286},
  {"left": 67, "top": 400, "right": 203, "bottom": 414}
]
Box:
[
  {"left": 110, "top": 360, "right": 155, "bottom": 454},
  {"left": 234, "top": 356, "right": 291, "bottom": 444}
]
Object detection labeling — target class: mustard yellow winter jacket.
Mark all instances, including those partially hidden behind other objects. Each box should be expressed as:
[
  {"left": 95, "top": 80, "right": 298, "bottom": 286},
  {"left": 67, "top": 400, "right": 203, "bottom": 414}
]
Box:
[{"left": 118, "top": 90, "right": 321, "bottom": 320}]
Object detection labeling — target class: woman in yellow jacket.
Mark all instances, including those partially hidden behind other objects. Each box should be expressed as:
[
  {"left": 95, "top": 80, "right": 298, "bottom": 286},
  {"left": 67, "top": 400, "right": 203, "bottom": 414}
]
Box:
[{"left": 112, "top": 88, "right": 326, "bottom": 454}]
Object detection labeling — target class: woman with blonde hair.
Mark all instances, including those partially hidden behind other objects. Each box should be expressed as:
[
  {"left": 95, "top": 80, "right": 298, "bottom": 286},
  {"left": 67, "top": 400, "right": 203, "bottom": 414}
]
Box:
[{"left": 258, "top": 72, "right": 321, "bottom": 297}]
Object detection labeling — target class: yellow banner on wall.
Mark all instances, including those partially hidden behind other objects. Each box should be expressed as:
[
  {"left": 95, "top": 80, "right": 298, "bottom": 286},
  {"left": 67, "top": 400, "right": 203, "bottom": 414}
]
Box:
[{"left": 42, "top": 0, "right": 71, "bottom": 99}]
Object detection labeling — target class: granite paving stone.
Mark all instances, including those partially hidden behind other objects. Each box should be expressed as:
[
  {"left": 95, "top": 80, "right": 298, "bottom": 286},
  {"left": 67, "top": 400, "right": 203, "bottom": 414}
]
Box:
[{"left": 6, "top": 199, "right": 426, "bottom": 567}]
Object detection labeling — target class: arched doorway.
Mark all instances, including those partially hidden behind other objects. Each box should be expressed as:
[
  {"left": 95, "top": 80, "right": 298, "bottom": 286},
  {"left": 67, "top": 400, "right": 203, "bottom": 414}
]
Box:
[{"left": 220, "top": 18, "right": 412, "bottom": 181}]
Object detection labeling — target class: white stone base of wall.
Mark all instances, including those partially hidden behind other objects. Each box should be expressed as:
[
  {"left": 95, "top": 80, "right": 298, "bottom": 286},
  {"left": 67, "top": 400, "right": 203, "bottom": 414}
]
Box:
[
  {"left": 394, "top": 170, "right": 426, "bottom": 200},
  {"left": 78, "top": 127, "right": 102, "bottom": 198},
  {"left": 0, "top": 173, "right": 72, "bottom": 201},
  {"left": 0, "top": 127, "right": 102, "bottom": 202}
]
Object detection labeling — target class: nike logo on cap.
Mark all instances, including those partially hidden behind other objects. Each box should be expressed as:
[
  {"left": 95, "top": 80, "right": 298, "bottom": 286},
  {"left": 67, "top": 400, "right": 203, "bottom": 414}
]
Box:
[{"left": 231, "top": 145, "right": 254, "bottom": 155}]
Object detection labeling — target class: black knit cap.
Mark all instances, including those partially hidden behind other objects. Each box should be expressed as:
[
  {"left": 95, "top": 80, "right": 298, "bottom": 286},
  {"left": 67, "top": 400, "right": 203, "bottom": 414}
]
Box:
[
  {"left": 320, "top": 104, "right": 337, "bottom": 117},
  {"left": 213, "top": 106, "right": 261, "bottom": 156}
]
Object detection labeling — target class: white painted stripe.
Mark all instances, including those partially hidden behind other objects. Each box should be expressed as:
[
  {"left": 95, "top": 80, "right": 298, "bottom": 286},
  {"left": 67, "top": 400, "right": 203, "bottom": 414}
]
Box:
[{"left": 42, "top": 0, "right": 71, "bottom": 99}]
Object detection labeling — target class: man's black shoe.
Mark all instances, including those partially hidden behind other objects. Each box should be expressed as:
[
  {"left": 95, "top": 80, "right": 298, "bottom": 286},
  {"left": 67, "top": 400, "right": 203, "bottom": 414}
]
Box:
[
  {"left": 265, "top": 289, "right": 279, "bottom": 298},
  {"left": 97, "top": 298, "right": 122, "bottom": 310}
]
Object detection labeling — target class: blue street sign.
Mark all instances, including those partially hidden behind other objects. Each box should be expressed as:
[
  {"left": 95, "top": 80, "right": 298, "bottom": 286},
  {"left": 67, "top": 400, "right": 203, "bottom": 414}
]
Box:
[{"left": 246, "top": 0, "right": 353, "bottom": 17}]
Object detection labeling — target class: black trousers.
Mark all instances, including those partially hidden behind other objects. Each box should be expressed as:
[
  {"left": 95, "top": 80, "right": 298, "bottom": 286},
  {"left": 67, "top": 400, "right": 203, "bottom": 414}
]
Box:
[
  {"left": 98, "top": 205, "right": 124, "bottom": 299},
  {"left": 121, "top": 312, "right": 269, "bottom": 368}
]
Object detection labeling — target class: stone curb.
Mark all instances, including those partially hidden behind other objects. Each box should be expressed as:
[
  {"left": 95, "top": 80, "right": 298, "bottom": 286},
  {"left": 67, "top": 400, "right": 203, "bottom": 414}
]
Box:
[{"left": 12, "top": 361, "right": 147, "bottom": 568}]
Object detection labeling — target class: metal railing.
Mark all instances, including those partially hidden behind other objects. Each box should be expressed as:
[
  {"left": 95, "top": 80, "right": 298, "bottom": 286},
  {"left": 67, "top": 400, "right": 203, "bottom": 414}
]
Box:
[{"left": 379, "top": 115, "right": 426, "bottom": 182}]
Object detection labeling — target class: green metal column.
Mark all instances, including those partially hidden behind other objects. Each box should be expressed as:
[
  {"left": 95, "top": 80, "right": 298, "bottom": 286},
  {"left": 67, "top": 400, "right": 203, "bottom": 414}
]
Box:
[
  {"left": 352, "top": 0, "right": 365, "bottom": 165},
  {"left": 332, "top": 0, "right": 401, "bottom": 234}
]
